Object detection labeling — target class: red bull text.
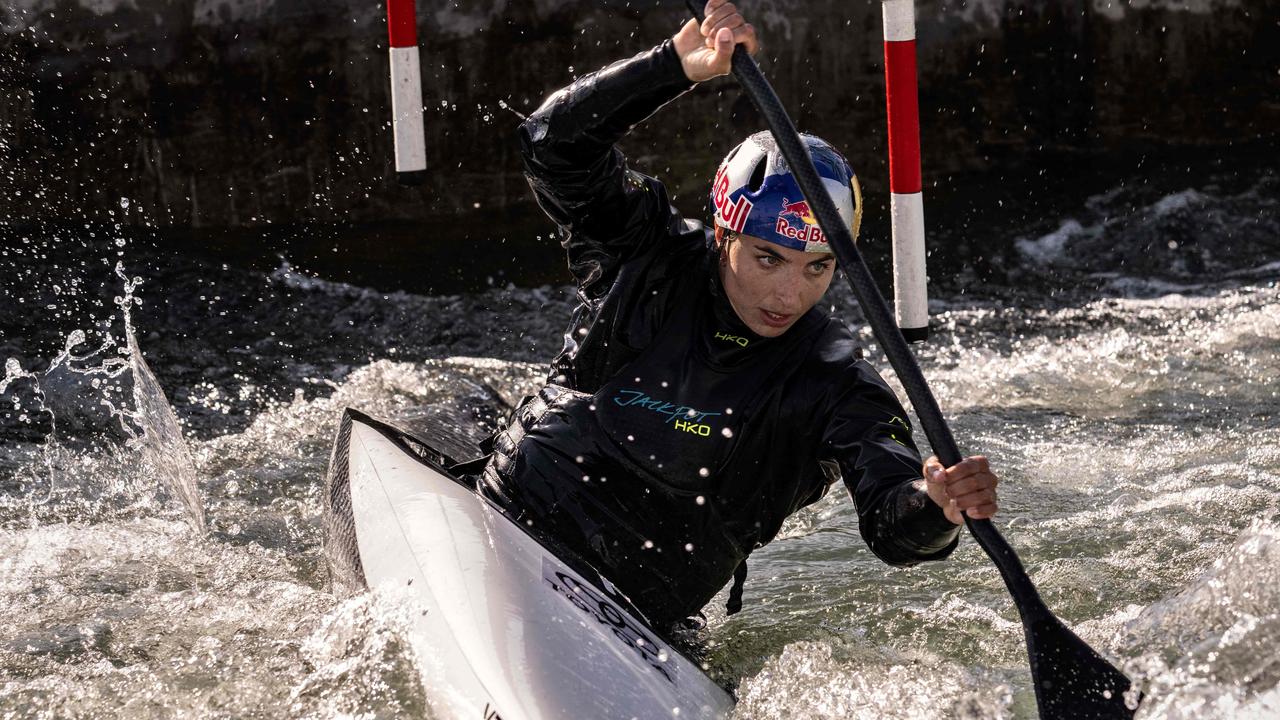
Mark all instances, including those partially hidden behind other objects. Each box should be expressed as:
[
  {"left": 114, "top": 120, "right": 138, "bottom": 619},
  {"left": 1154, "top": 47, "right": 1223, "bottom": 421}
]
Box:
[
  {"left": 712, "top": 166, "right": 753, "bottom": 232},
  {"left": 774, "top": 217, "right": 828, "bottom": 244}
]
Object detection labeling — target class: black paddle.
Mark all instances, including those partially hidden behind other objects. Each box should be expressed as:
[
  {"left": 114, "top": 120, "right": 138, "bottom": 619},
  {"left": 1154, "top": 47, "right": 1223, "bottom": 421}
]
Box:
[{"left": 683, "top": 3, "right": 1139, "bottom": 717}]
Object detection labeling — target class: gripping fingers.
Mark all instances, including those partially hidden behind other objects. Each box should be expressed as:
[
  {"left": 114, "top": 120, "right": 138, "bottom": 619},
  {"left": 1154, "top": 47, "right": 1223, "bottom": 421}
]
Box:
[
  {"left": 964, "top": 499, "right": 999, "bottom": 520},
  {"left": 700, "top": 0, "right": 736, "bottom": 29},
  {"left": 731, "top": 22, "right": 758, "bottom": 55},
  {"left": 945, "top": 455, "right": 990, "bottom": 480},
  {"left": 696, "top": 1, "right": 752, "bottom": 52},
  {"left": 701, "top": 13, "right": 744, "bottom": 47},
  {"left": 701, "top": 1, "right": 738, "bottom": 33},
  {"left": 944, "top": 471, "right": 997, "bottom": 498},
  {"left": 950, "top": 478, "right": 999, "bottom": 519},
  {"left": 941, "top": 455, "right": 998, "bottom": 519}
]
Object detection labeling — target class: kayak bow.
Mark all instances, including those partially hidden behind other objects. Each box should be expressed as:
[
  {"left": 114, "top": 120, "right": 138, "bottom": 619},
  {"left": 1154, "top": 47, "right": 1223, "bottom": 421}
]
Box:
[{"left": 323, "top": 408, "right": 735, "bottom": 720}]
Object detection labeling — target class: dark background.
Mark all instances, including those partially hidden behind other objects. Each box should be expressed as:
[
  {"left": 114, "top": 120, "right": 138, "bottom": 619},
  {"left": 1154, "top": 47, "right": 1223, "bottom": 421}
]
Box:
[{"left": 1, "top": 0, "right": 1276, "bottom": 292}]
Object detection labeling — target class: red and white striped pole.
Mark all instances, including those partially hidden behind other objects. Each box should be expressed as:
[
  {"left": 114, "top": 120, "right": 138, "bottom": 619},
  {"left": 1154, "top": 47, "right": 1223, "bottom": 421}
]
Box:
[
  {"left": 882, "top": 0, "right": 928, "bottom": 342},
  {"left": 387, "top": 0, "right": 426, "bottom": 184}
]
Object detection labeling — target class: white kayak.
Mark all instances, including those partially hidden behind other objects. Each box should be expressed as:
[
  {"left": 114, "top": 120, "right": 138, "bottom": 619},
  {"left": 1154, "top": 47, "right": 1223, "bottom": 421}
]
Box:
[{"left": 323, "top": 408, "right": 736, "bottom": 720}]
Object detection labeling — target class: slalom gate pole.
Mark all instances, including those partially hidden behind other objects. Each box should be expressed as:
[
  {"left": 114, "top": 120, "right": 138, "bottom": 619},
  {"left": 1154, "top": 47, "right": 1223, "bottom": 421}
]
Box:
[
  {"left": 386, "top": 0, "right": 426, "bottom": 184},
  {"left": 881, "top": 0, "right": 929, "bottom": 342}
]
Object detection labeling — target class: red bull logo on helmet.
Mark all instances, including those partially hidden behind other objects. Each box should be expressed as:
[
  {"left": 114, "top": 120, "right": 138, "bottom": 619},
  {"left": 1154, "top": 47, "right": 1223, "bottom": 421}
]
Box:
[
  {"left": 712, "top": 166, "right": 753, "bottom": 232},
  {"left": 778, "top": 198, "right": 817, "bottom": 226},
  {"left": 774, "top": 216, "right": 827, "bottom": 245}
]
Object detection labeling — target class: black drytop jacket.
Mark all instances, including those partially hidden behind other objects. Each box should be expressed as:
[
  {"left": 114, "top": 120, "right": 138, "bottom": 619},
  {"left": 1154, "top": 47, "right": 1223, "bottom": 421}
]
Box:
[{"left": 481, "top": 40, "right": 959, "bottom": 626}]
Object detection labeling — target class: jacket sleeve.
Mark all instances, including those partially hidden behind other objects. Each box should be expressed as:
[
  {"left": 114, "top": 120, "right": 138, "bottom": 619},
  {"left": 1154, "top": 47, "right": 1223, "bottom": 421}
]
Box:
[
  {"left": 518, "top": 40, "right": 695, "bottom": 297},
  {"left": 820, "top": 357, "right": 961, "bottom": 566}
]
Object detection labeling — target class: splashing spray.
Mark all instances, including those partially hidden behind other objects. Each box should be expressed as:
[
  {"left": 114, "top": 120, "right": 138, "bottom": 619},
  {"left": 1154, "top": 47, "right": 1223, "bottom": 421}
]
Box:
[
  {"left": 1, "top": 263, "right": 207, "bottom": 532},
  {"left": 113, "top": 263, "right": 207, "bottom": 533}
]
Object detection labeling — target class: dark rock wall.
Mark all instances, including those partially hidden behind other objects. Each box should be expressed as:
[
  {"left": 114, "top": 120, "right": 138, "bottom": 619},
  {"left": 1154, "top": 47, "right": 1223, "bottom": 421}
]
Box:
[{"left": 1, "top": 0, "right": 1275, "bottom": 234}]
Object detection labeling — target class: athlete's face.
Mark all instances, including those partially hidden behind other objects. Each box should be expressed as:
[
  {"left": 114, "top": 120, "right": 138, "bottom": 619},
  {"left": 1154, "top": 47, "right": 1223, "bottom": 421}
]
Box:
[{"left": 718, "top": 232, "right": 836, "bottom": 337}]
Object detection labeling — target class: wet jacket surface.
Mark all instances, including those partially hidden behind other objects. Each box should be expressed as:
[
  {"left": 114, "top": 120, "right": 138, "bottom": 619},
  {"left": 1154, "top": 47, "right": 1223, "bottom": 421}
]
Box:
[{"left": 481, "top": 40, "right": 959, "bottom": 625}]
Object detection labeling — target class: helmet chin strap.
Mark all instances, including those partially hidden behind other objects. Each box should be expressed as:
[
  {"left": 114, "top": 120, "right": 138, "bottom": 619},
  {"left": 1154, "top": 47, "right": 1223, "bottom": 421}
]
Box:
[
  {"left": 850, "top": 174, "right": 864, "bottom": 243},
  {"left": 714, "top": 226, "right": 734, "bottom": 265}
]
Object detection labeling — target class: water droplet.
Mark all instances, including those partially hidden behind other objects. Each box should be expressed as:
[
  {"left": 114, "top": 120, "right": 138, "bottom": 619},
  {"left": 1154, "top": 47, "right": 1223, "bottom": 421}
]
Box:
[
  {"left": 684, "top": 543, "right": 694, "bottom": 552},
  {"left": 643, "top": 540, "right": 654, "bottom": 549},
  {"left": 119, "top": 197, "right": 129, "bottom": 209},
  {"left": 698, "top": 467, "right": 710, "bottom": 477},
  {"left": 721, "top": 427, "right": 733, "bottom": 438},
  {"left": 695, "top": 496, "right": 706, "bottom": 506}
]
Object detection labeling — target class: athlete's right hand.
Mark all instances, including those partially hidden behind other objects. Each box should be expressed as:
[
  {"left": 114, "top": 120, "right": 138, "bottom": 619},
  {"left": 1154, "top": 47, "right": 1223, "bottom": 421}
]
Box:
[
  {"left": 923, "top": 454, "right": 1000, "bottom": 524},
  {"left": 673, "top": 0, "right": 759, "bottom": 83}
]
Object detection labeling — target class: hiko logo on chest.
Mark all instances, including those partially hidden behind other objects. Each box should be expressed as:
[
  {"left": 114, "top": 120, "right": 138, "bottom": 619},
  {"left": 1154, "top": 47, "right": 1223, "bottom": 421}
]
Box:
[
  {"left": 612, "top": 389, "right": 722, "bottom": 437},
  {"left": 714, "top": 331, "right": 749, "bottom": 347}
]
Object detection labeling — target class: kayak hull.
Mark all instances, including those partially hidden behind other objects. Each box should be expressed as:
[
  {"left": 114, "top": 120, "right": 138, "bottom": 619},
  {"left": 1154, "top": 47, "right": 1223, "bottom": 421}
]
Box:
[{"left": 323, "top": 408, "right": 735, "bottom": 720}]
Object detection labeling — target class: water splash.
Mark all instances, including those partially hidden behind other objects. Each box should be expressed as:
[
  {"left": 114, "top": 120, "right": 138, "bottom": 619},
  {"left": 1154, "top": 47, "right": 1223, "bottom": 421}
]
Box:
[
  {"left": 1, "top": 262, "right": 206, "bottom": 532},
  {"left": 114, "top": 264, "right": 207, "bottom": 533},
  {"left": 290, "top": 589, "right": 434, "bottom": 718},
  {"left": 1119, "top": 519, "right": 1280, "bottom": 719}
]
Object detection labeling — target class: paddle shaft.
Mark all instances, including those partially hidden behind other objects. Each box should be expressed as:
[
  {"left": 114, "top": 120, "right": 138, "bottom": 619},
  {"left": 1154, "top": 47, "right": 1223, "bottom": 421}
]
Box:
[{"left": 676, "top": 8, "right": 1138, "bottom": 716}]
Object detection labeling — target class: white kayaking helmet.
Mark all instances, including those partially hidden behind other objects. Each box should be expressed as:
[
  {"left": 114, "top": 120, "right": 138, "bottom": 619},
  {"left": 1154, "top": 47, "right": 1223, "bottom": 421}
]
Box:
[{"left": 709, "top": 131, "right": 862, "bottom": 252}]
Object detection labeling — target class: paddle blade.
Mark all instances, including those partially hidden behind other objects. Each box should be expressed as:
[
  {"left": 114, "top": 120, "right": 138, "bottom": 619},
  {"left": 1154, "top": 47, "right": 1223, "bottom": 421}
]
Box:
[{"left": 1026, "top": 614, "right": 1139, "bottom": 719}]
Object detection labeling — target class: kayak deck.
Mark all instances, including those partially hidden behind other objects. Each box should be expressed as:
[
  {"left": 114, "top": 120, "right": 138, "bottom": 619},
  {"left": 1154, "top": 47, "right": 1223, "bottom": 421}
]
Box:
[{"left": 323, "top": 407, "right": 735, "bottom": 720}]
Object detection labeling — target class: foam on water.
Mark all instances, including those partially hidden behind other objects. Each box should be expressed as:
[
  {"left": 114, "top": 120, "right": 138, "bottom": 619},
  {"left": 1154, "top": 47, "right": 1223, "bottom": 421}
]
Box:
[
  {"left": 1015, "top": 218, "right": 1089, "bottom": 265},
  {"left": 732, "top": 641, "right": 1012, "bottom": 719},
  {"left": 916, "top": 283, "right": 1280, "bottom": 419},
  {"left": 0, "top": 516, "right": 437, "bottom": 718},
  {"left": 1123, "top": 519, "right": 1280, "bottom": 719}
]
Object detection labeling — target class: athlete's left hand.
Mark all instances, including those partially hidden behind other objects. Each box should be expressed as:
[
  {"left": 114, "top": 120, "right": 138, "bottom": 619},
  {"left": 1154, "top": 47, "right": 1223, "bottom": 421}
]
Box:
[
  {"left": 923, "top": 455, "right": 999, "bottom": 525},
  {"left": 673, "top": 0, "right": 759, "bottom": 83}
]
